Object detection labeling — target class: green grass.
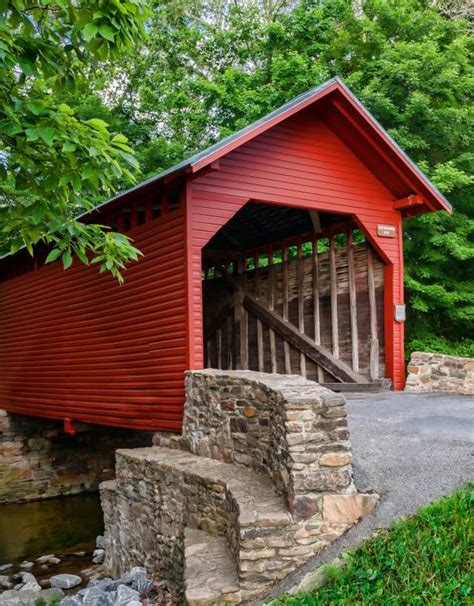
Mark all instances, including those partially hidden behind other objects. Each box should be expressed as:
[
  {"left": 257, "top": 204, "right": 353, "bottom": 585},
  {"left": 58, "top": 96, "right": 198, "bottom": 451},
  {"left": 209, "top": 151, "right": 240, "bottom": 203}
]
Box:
[{"left": 272, "top": 484, "right": 473, "bottom": 606}]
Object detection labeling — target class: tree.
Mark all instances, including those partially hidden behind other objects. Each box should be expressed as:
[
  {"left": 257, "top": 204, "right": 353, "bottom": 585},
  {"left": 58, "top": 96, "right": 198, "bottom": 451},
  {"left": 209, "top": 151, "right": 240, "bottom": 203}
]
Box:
[
  {"left": 82, "top": 0, "right": 472, "bottom": 354},
  {"left": 5, "top": 0, "right": 472, "bottom": 354},
  {"left": 0, "top": 0, "right": 149, "bottom": 281}
]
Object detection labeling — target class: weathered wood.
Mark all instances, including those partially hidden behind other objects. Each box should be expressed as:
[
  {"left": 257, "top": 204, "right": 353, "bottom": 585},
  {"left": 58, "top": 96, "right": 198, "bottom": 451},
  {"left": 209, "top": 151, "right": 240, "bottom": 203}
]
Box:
[
  {"left": 233, "top": 289, "right": 242, "bottom": 369},
  {"left": 216, "top": 328, "right": 222, "bottom": 369},
  {"left": 205, "top": 240, "right": 386, "bottom": 380},
  {"left": 241, "top": 290, "right": 366, "bottom": 383},
  {"left": 367, "top": 245, "right": 379, "bottom": 380},
  {"left": 347, "top": 231, "right": 359, "bottom": 373},
  {"left": 329, "top": 235, "right": 339, "bottom": 359},
  {"left": 268, "top": 252, "right": 277, "bottom": 373},
  {"left": 254, "top": 254, "right": 265, "bottom": 372},
  {"left": 322, "top": 382, "right": 387, "bottom": 392},
  {"left": 282, "top": 247, "right": 291, "bottom": 373},
  {"left": 309, "top": 210, "right": 322, "bottom": 234},
  {"left": 312, "top": 239, "right": 324, "bottom": 383},
  {"left": 239, "top": 257, "right": 249, "bottom": 370},
  {"left": 227, "top": 316, "right": 233, "bottom": 369},
  {"left": 204, "top": 302, "right": 234, "bottom": 341},
  {"left": 297, "top": 243, "right": 306, "bottom": 377}
]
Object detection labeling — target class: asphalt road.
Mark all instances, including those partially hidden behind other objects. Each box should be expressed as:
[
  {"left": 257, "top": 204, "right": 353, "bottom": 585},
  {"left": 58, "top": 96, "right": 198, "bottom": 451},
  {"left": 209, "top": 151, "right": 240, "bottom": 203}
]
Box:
[{"left": 256, "top": 391, "right": 474, "bottom": 601}]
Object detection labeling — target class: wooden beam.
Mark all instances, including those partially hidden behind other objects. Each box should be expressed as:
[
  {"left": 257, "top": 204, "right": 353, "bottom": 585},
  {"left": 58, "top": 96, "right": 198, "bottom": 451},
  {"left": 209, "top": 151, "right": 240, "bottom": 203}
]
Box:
[
  {"left": 297, "top": 242, "right": 307, "bottom": 377},
  {"left": 203, "top": 249, "right": 241, "bottom": 262},
  {"left": 367, "top": 245, "right": 380, "bottom": 380},
  {"left": 239, "top": 291, "right": 365, "bottom": 383},
  {"left": 321, "top": 382, "right": 387, "bottom": 393},
  {"left": 238, "top": 256, "right": 249, "bottom": 370},
  {"left": 227, "top": 316, "right": 233, "bottom": 369},
  {"left": 309, "top": 210, "right": 322, "bottom": 234},
  {"left": 347, "top": 231, "right": 359, "bottom": 373},
  {"left": 216, "top": 329, "right": 221, "bottom": 369},
  {"left": 312, "top": 239, "right": 324, "bottom": 383},
  {"left": 233, "top": 290, "right": 242, "bottom": 369},
  {"left": 282, "top": 247, "right": 291, "bottom": 373},
  {"left": 268, "top": 251, "right": 277, "bottom": 373},
  {"left": 393, "top": 194, "right": 424, "bottom": 210},
  {"left": 254, "top": 254, "right": 264, "bottom": 372},
  {"left": 329, "top": 235, "right": 339, "bottom": 358}
]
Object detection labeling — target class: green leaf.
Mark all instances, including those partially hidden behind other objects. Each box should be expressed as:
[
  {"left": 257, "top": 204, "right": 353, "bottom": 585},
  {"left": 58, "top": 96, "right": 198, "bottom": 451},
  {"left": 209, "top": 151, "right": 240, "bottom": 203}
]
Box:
[
  {"left": 27, "top": 102, "right": 46, "bottom": 116},
  {"left": 62, "top": 249, "right": 73, "bottom": 270},
  {"left": 82, "top": 22, "right": 99, "bottom": 42},
  {"left": 25, "top": 128, "right": 39, "bottom": 141},
  {"left": 74, "top": 248, "right": 89, "bottom": 265},
  {"left": 45, "top": 248, "right": 62, "bottom": 264},
  {"left": 99, "top": 24, "right": 116, "bottom": 42},
  {"left": 111, "top": 133, "right": 128, "bottom": 144},
  {"left": 62, "top": 141, "right": 77, "bottom": 153},
  {"left": 86, "top": 118, "right": 109, "bottom": 132},
  {"left": 37, "top": 127, "right": 56, "bottom": 146}
]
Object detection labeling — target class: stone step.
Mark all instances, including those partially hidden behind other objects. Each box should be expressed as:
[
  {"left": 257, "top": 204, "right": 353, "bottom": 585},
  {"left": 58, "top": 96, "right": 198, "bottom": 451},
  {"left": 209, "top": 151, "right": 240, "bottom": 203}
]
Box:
[
  {"left": 184, "top": 528, "right": 240, "bottom": 605},
  {"left": 113, "top": 446, "right": 291, "bottom": 535}
]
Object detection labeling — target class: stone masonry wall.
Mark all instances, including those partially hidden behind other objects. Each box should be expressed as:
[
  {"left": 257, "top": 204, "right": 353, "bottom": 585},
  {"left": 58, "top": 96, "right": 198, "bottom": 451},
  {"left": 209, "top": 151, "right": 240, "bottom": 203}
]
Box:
[
  {"left": 405, "top": 352, "right": 474, "bottom": 395},
  {"left": 156, "top": 370, "right": 356, "bottom": 519},
  {"left": 103, "top": 371, "right": 379, "bottom": 602},
  {"left": 0, "top": 410, "right": 151, "bottom": 504}
]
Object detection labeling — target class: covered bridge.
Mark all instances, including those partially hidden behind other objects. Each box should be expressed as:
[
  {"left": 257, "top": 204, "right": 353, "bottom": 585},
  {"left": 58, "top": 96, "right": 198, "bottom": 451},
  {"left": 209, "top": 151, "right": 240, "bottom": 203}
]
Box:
[{"left": 0, "top": 78, "right": 451, "bottom": 432}]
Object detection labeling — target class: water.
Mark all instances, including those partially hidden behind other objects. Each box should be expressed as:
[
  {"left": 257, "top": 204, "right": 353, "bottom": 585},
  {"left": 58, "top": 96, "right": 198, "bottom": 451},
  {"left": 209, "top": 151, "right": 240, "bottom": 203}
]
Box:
[{"left": 0, "top": 492, "right": 103, "bottom": 576}]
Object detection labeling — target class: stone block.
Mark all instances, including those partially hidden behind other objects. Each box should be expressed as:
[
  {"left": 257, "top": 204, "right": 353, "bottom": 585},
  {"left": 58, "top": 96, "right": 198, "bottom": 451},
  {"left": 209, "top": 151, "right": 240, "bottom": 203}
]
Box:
[
  {"left": 323, "top": 493, "right": 379, "bottom": 524},
  {"left": 319, "top": 452, "right": 352, "bottom": 467}
]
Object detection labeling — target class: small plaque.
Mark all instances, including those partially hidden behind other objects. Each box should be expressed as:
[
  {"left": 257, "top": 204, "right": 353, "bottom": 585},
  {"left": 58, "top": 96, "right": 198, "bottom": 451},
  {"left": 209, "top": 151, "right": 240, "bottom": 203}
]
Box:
[
  {"left": 395, "top": 304, "right": 406, "bottom": 322},
  {"left": 377, "top": 224, "right": 397, "bottom": 238}
]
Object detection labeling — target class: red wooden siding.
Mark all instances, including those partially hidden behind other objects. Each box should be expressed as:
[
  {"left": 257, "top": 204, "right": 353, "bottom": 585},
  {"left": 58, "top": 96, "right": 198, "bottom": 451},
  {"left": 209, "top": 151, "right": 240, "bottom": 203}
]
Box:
[
  {"left": 187, "top": 111, "right": 405, "bottom": 389},
  {"left": 0, "top": 209, "right": 187, "bottom": 431}
]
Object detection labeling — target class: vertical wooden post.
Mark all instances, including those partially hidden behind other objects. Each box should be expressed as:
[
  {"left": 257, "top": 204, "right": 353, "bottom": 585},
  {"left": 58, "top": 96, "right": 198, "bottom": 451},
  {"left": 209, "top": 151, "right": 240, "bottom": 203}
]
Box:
[
  {"left": 233, "top": 261, "right": 241, "bottom": 369},
  {"left": 238, "top": 256, "right": 248, "bottom": 370},
  {"left": 268, "top": 249, "right": 277, "bottom": 373},
  {"left": 367, "top": 245, "right": 379, "bottom": 380},
  {"left": 254, "top": 253, "right": 265, "bottom": 372},
  {"left": 216, "top": 328, "right": 222, "bottom": 369},
  {"left": 227, "top": 315, "right": 233, "bottom": 370},
  {"left": 329, "top": 235, "right": 339, "bottom": 359},
  {"left": 347, "top": 231, "right": 359, "bottom": 373},
  {"left": 297, "top": 241, "right": 307, "bottom": 377},
  {"left": 312, "top": 239, "right": 324, "bottom": 382},
  {"left": 282, "top": 247, "right": 291, "bottom": 373}
]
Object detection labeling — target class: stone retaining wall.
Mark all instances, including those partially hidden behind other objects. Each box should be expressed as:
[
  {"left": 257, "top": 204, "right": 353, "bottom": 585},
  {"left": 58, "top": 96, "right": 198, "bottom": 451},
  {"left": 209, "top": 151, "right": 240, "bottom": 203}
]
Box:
[
  {"left": 155, "top": 370, "right": 355, "bottom": 519},
  {"left": 405, "top": 352, "right": 474, "bottom": 395},
  {"left": 0, "top": 410, "right": 151, "bottom": 504},
  {"left": 104, "top": 371, "right": 379, "bottom": 601},
  {"left": 101, "top": 447, "right": 377, "bottom": 601}
]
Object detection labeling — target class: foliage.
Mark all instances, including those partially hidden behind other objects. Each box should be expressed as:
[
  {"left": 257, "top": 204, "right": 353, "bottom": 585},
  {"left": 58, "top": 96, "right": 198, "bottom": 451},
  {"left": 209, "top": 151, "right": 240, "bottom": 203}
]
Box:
[
  {"left": 0, "top": 0, "right": 149, "bottom": 280},
  {"left": 71, "top": 0, "right": 473, "bottom": 351},
  {"left": 270, "top": 483, "right": 473, "bottom": 605},
  {"left": 3, "top": 1, "right": 472, "bottom": 349}
]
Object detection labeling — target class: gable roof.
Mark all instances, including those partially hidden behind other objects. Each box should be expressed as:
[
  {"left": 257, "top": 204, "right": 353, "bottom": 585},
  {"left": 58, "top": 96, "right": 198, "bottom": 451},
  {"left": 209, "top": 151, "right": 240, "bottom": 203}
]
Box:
[
  {"left": 86, "top": 76, "right": 451, "bottom": 219},
  {"left": 0, "top": 77, "right": 452, "bottom": 264}
]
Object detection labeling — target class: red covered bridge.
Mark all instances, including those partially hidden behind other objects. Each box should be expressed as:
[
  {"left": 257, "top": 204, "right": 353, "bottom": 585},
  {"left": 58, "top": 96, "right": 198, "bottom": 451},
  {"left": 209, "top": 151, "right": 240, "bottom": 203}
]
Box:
[{"left": 0, "top": 78, "right": 451, "bottom": 432}]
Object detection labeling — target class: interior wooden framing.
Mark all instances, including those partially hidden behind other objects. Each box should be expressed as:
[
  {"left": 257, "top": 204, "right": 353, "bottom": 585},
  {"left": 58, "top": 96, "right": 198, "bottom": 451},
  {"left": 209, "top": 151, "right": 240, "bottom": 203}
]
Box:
[{"left": 202, "top": 201, "right": 387, "bottom": 386}]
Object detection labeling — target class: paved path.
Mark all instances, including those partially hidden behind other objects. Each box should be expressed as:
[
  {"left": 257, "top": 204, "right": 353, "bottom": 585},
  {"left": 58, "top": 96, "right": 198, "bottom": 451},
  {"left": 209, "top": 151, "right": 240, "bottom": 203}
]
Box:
[{"left": 256, "top": 391, "right": 474, "bottom": 601}]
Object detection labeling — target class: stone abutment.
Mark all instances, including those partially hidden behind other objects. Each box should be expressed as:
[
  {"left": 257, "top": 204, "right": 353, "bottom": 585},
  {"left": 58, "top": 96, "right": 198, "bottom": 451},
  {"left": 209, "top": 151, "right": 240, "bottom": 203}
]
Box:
[
  {"left": 101, "top": 371, "right": 378, "bottom": 603},
  {"left": 0, "top": 411, "right": 151, "bottom": 504}
]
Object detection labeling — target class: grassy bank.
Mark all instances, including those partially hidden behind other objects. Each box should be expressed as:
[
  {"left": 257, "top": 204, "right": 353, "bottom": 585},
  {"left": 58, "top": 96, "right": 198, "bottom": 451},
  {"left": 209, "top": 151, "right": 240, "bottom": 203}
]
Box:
[{"left": 272, "top": 484, "right": 472, "bottom": 605}]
